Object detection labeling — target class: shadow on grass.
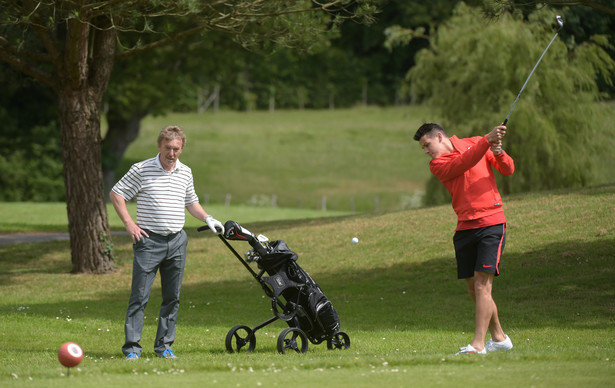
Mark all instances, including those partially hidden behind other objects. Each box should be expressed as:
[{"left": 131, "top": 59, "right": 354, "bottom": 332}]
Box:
[
  {"left": 0, "top": 240, "right": 74, "bottom": 280},
  {"left": 0, "top": 223, "right": 69, "bottom": 234},
  {"left": 2, "top": 234, "right": 613, "bottom": 343},
  {"left": 0, "top": 216, "right": 360, "bottom": 282}
]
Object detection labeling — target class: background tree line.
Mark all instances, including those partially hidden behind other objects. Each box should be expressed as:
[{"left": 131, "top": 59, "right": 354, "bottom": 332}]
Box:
[
  {"left": 3, "top": 2, "right": 614, "bottom": 203},
  {"left": 0, "top": 0, "right": 613, "bottom": 274},
  {"left": 2, "top": 1, "right": 614, "bottom": 203}
]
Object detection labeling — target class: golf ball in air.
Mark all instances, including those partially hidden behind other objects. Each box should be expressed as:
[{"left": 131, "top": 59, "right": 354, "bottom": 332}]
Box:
[{"left": 352, "top": 237, "right": 359, "bottom": 244}]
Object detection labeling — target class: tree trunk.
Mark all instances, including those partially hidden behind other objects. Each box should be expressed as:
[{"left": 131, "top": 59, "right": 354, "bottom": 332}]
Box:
[
  {"left": 57, "top": 15, "right": 117, "bottom": 274},
  {"left": 59, "top": 89, "right": 116, "bottom": 274},
  {"left": 102, "top": 112, "right": 146, "bottom": 197}
]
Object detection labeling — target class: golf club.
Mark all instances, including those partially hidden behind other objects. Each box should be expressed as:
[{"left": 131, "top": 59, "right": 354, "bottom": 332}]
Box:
[{"left": 503, "top": 15, "right": 564, "bottom": 125}]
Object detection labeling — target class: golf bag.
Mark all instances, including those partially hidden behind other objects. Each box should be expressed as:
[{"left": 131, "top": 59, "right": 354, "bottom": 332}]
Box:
[
  {"left": 200, "top": 220, "right": 349, "bottom": 354},
  {"left": 257, "top": 238, "right": 341, "bottom": 340}
]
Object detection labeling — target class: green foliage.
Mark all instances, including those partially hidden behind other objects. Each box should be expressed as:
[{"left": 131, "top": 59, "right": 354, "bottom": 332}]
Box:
[
  {"left": 408, "top": 4, "right": 615, "bottom": 202},
  {"left": 423, "top": 175, "right": 452, "bottom": 207},
  {"left": 0, "top": 65, "right": 64, "bottom": 201},
  {"left": 98, "top": 232, "right": 117, "bottom": 264},
  {"left": 0, "top": 131, "right": 65, "bottom": 201},
  {"left": 559, "top": 6, "right": 615, "bottom": 96},
  {"left": 104, "top": 0, "right": 462, "bottom": 120},
  {"left": 228, "top": 0, "right": 340, "bottom": 54}
]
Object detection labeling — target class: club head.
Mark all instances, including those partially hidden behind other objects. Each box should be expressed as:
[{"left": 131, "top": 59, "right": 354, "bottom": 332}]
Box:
[
  {"left": 223, "top": 220, "right": 255, "bottom": 241},
  {"left": 556, "top": 15, "right": 564, "bottom": 30}
]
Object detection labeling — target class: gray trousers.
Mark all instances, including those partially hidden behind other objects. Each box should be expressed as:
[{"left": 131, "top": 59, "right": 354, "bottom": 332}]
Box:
[{"left": 122, "top": 229, "right": 188, "bottom": 356}]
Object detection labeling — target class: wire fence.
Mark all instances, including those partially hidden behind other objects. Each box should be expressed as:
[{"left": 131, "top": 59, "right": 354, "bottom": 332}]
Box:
[{"left": 202, "top": 191, "right": 425, "bottom": 213}]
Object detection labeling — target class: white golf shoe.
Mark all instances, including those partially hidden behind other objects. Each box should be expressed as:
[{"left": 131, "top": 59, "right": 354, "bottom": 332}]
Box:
[
  {"left": 485, "top": 335, "right": 513, "bottom": 352},
  {"left": 455, "top": 344, "right": 487, "bottom": 355}
]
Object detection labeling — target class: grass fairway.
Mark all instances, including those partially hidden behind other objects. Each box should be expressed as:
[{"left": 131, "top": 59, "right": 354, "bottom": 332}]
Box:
[{"left": 1, "top": 184, "right": 614, "bottom": 387}]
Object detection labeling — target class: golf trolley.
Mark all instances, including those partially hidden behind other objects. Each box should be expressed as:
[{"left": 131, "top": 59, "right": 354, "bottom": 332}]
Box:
[{"left": 198, "top": 220, "right": 350, "bottom": 354}]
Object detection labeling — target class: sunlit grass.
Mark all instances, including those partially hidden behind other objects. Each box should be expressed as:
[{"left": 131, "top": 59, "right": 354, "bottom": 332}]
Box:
[
  {"left": 1, "top": 184, "right": 614, "bottom": 386},
  {"left": 0, "top": 202, "right": 351, "bottom": 233}
]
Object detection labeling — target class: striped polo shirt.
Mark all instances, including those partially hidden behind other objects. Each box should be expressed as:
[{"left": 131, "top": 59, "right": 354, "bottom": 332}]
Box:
[{"left": 112, "top": 154, "right": 199, "bottom": 235}]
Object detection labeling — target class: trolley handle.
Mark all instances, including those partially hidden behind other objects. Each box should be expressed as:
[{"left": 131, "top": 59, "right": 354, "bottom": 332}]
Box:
[{"left": 198, "top": 223, "right": 262, "bottom": 279}]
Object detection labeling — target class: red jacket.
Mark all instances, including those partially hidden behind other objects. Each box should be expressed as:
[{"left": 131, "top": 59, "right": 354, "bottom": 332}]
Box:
[{"left": 429, "top": 135, "right": 515, "bottom": 230}]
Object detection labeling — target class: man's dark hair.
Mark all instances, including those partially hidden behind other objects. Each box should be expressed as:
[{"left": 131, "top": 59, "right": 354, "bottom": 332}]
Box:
[{"left": 413, "top": 123, "right": 447, "bottom": 141}]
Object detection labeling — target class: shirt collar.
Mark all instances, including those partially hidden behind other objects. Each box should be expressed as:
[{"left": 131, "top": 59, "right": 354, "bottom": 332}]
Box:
[
  {"left": 155, "top": 153, "right": 183, "bottom": 172},
  {"left": 449, "top": 135, "right": 463, "bottom": 152}
]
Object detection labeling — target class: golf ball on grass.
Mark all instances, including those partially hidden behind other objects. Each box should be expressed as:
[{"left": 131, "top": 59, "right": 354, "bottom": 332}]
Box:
[
  {"left": 58, "top": 342, "right": 83, "bottom": 368},
  {"left": 352, "top": 237, "right": 359, "bottom": 244}
]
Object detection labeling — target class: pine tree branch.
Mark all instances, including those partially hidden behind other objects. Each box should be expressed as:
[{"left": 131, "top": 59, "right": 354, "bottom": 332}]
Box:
[{"left": 0, "top": 36, "right": 56, "bottom": 89}]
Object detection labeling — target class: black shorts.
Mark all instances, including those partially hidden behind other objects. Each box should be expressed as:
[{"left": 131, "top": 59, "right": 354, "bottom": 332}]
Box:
[{"left": 453, "top": 224, "right": 506, "bottom": 279}]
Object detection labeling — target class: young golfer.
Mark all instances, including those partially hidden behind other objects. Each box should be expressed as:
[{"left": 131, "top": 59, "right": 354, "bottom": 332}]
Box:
[{"left": 413, "top": 123, "right": 515, "bottom": 354}]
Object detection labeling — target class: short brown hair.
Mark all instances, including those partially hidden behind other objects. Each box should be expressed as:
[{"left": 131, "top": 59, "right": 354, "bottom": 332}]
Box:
[{"left": 158, "top": 125, "right": 186, "bottom": 148}]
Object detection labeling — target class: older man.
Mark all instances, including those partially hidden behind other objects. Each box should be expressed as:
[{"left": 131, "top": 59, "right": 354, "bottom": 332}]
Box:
[{"left": 110, "top": 125, "right": 224, "bottom": 360}]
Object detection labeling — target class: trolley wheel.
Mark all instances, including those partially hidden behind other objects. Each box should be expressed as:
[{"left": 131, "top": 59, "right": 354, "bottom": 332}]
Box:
[
  {"left": 225, "top": 325, "right": 256, "bottom": 353},
  {"left": 327, "top": 331, "right": 351, "bottom": 350},
  {"left": 277, "top": 328, "right": 308, "bottom": 354}
]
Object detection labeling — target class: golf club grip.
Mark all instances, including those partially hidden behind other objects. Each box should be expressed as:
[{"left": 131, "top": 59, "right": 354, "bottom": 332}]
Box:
[
  {"left": 502, "top": 118, "right": 508, "bottom": 126},
  {"left": 197, "top": 225, "right": 224, "bottom": 233}
]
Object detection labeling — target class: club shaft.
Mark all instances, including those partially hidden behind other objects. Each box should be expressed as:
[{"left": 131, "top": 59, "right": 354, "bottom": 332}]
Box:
[{"left": 503, "top": 31, "right": 560, "bottom": 125}]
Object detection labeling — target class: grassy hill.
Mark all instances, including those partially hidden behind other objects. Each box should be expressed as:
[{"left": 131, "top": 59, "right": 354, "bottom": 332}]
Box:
[
  {"left": 1, "top": 184, "right": 613, "bottom": 386},
  {"left": 3, "top": 99, "right": 613, "bottom": 210},
  {"left": 109, "top": 103, "right": 615, "bottom": 214},
  {"left": 115, "top": 106, "right": 439, "bottom": 213}
]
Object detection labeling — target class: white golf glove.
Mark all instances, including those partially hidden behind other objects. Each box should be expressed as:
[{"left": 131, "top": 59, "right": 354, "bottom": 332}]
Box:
[{"left": 205, "top": 215, "right": 224, "bottom": 235}]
